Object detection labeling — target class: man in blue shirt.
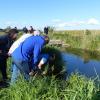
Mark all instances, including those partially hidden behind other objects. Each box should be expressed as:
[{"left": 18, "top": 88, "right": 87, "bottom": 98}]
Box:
[{"left": 11, "top": 35, "right": 49, "bottom": 84}]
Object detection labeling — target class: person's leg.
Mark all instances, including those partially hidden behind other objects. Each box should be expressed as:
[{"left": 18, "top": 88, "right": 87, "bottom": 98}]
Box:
[
  {"left": 0, "top": 62, "right": 2, "bottom": 81},
  {"left": 11, "top": 61, "right": 14, "bottom": 72},
  {"left": 11, "top": 56, "right": 30, "bottom": 83},
  {"left": 20, "top": 61, "right": 30, "bottom": 81},
  {"left": 0, "top": 59, "right": 7, "bottom": 81},
  {"left": 13, "top": 58, "right": 30, "bottom": 81},
  {"left": 11, "top": 64, "right": 20, "bottom": 84},
  {"left": 11, "top": 59, "right": 30, "bottom": 84}
]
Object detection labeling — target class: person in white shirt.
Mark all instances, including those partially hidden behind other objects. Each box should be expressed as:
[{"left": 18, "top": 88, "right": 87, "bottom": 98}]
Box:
[{"left": 8, "top": 30, "right": 40, "bottom": 56}]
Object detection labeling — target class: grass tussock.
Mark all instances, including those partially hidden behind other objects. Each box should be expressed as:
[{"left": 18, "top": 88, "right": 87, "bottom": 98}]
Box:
[
  {"left": 0, "top": 31, "right": 100, "bottom": 100},
  {"left": 49, "top": 30, "right": 100, "bottom": 51},
  {"left": 0, "top": 73, "right": 100, "bottom": 100}
]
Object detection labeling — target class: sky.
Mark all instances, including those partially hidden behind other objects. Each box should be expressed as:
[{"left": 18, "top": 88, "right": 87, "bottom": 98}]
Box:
[{"left": 0, "top": 0, "right": 100, "bottom": 30}]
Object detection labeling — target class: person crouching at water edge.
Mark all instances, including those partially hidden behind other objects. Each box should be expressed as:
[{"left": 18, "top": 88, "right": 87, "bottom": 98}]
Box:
[
  {"left": 8, "top": 30, "right": 40, "bottom": 78},
  {"left": 10, "top": 35, "right": 49, "bottom": 85}
]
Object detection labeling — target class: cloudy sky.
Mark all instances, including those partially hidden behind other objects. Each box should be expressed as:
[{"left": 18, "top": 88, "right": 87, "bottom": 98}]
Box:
[{"left": 0, "top": 0, "right": 100, "bottom": 30}]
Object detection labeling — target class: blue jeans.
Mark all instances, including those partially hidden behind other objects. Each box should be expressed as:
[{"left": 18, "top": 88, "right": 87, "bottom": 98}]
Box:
[{"left": 11, "top": 57, "right": 30, "bottom": 84}]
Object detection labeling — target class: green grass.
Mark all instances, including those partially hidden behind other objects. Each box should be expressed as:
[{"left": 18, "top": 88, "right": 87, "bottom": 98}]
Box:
[
  {"left": 0, "top": 47, "right": 100, "bottom": 100},
  {"left": 0, "top": 30, "right": 100, "bottom": 100},
  {"left": 0, "top": 73, "right": 100, "bottom": 100},
  {"left": 49, "top": 30, "right": 100, "bottom": 51}
]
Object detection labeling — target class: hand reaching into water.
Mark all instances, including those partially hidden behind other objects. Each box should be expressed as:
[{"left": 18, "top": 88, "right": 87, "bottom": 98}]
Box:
[{"left": 29, "top": 69, "right": 42, "bottom": 76}]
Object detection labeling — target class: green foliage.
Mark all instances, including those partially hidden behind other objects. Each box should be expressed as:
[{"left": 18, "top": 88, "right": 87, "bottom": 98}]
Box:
[
  {"left": 48, "top": 26, "right": 55, "bottom": 32},
  {"left": 41, "top": 46, "right": 64, "bottom": 77},
  {"left": 0, "top": 73, "right": 99, "bottom": 100},
  {"left": 0, "top": 31, "right": 100, "bottom": 100},
  {"left": 49, "top": 30, "right": 100, "bottom": 51},
  {"left": 85, "top": 30, "right": 92, "bottom": 35}
]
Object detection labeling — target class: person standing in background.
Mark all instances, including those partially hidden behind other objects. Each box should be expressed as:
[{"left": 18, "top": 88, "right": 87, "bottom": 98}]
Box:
[
  {"left": 29, "top": 26, "right": 35, "bottom": 34},
  {"left": 14, "top": 27, "right": 17, "bottom": 30},
  {"left": 23, "top": 26, "right": 28, "bottom": 34},
  {"left": 44, "top": 27, "right": 48, "bottom": 35}
]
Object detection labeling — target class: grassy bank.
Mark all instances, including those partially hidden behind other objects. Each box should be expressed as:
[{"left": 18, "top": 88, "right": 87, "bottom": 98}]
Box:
[
  {"left": 0, "top": 47, "right": 100, "bottom": 100},
  {"left": 49, "top": 30, "right": 100, "bottom": 51},
  {"left": 0, "top": 30, "right": 100, "bottom": 100},
  {"left": 0, "top": 73, "right": 100, "bottom": 100}
]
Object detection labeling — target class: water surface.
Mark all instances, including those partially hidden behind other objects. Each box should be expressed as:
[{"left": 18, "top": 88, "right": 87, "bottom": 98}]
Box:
[{"left": 62, "top": 49, "right": 100, "bottom": 78}]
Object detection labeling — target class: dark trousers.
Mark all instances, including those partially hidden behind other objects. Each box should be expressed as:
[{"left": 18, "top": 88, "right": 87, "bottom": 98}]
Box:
[{"left": 0, "top": 59, "right": 7, "bottom": 80}]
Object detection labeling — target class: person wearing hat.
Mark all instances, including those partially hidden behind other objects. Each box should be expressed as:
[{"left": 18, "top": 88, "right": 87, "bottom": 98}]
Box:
[
  {"left": 0, "top": 29, "right": 18, "bottom": 82},
  {"left": 10, "top": 35, "right": 49, "bottom": 84}
]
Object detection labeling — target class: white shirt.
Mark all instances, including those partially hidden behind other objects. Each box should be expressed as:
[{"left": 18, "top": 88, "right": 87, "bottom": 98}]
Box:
[{"left": 8, "top": 33, "right": 32, "bottom": 55}]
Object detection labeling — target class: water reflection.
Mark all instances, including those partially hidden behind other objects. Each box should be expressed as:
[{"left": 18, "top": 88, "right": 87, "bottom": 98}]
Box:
[{"left": 62, "top": 48, "right": 100, "bottom": 78}]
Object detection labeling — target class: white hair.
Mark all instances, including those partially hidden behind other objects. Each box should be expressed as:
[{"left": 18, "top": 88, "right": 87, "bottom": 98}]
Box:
[{"left": 34, "top": 30, "right": 40, "bottom": 36}]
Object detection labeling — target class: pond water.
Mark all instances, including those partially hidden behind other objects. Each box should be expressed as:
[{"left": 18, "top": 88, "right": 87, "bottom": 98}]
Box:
[{"left": 62, "top": 49, "right": 100, "bottom": 78}]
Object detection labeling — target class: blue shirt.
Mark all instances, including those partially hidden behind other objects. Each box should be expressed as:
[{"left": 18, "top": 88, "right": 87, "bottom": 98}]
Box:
[{"left": 12, "top": 36, "right": 45, "bottom": 68}]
